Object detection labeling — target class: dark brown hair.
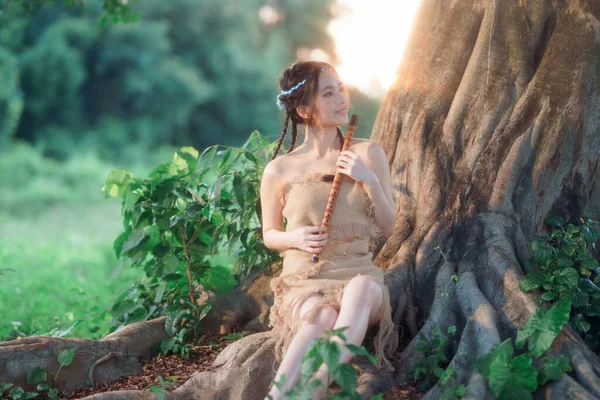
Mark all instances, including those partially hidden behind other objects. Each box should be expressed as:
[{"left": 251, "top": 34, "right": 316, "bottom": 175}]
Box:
[{"left": 272, "top": 61, "right": 345, "bottom": 160}]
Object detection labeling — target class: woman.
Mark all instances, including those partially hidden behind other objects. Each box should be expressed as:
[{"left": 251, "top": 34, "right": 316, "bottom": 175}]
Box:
[{"left": 261, "top": 61, "right": 398, "bottom": 399}]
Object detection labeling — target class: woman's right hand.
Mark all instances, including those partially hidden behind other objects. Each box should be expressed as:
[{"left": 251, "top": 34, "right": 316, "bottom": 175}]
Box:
[{"left": 289, "top": 226, "right": 329, "bottom": 254}]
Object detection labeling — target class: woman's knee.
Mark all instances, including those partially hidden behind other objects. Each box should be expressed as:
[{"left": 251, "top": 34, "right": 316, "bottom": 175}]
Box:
[
  {"left": 344, "top": 275, "right": 384, "bottom": 308},
  {"left": 312, "top": 306, "right": 338, "bottom": 331},
  {"left": 298, "top": 295, "right": 338, "bottom": 331}
]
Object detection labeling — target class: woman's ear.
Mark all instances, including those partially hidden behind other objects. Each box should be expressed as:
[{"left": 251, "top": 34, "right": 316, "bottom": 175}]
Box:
[{"left": 296, "top": 105, "right": 310, "bottom": 119}]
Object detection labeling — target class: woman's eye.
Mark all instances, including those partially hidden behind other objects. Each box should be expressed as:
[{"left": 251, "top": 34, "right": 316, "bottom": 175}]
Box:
[{"left": 324, "top": 92, "right": 333, "bottom": 97}]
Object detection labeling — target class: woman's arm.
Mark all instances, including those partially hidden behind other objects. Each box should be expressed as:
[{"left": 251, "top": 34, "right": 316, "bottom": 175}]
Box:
[
  {"left": 361, "top": 142, "right": 396, "bottom": 237},
  {"left": 337, "top": 141, "right": 396, "bottom": 238},
  {"left": 260, "top": 161, "right": 291, "bottom": 252}
]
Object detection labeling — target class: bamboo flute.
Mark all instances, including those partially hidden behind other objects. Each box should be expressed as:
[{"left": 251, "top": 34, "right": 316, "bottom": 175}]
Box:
[{"left": 311, "top": 114, "right": 359, "bottom": 263}]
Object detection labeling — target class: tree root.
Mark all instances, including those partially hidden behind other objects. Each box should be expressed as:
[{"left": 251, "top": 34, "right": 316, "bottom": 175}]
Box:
[{"left": 0, "top": 317, "right": 168, "bottom": 392}]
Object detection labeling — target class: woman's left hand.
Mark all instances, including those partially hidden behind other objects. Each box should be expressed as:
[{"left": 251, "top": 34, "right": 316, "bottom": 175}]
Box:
[{"left": 336, "top": 150, "right": 378, "bottom": 184}]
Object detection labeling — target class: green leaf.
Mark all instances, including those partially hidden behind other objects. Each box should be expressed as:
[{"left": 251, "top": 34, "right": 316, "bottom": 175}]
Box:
[
  {"left": 20, "top": 393, "right": 38, "bottom": 399},
  {"left": 0, "top": 383, "right": 13, "bottom": 395},
  {"left": 489, "top": 352, "right": 538, "bottom": 400},
  {"left": 124, "top": 190, "right": 141, "bottom": 211},
  {"left": 438, "top": 366, "right": 456, "bottom": 386},
  {"left": 556, "top": 256, "right": 574, "bottom": 269},
  {"left": 322, "top": 341, "right": 341, "bottom": 372},
  {"left": 36, "top": 383, "right": 50, "bottom": 392},
  {"left": 127, "top": 306, "right": 149, "bottom": 323},
  {"left": 300, "top": 343, "right": 323, "bottom": 384},
  {"left": 111, "top": 299, "right": 137, "bottom": 318},
  {"left": 160, "top": 338, "right": 174, "bottom": 353},
  {"left": 531, "top": 237, "right": 553, "bottom": 266},
  {"left": 573, "top": 291, "right": 590, "bottom": 307},
  {"left": 102, "top": 168, "right": 134, "bottom": 198},
  {"left": 580, "top": 278, "right": 599, "bottom": 294},
  {"left": 538, "top": 355, "right": 572, "bottom": 385},
  {"left": 545, "top": 215, "right": 565, "bottom": 227},
  {"left": 233, "top": 174, "right": 245, "bottom": 207},
  {"left": 9, "top": 387, "right": 24, "bottom": 400},
  {"left": 165, "top": 310, "right": 185, "bottom": 337},
  {"left": 516, "top": 296, "right": 570, "bottom": 356},
  {"left": 47, "top": 388, "right": 58, "bottom": 400},
  {"left": 27, "top": 367, "right": 46, "bottom": 384},
  {"left": 218, "top": 148, "right": 232, "bottom": 169},
  {"left": 331, "top": 363, "right": 358, "bottom": 394},
  {"left": 58, "top": 348, "right": 75, "bottom": 367},
  {"left": 476, "top": 339, "right": 514, "bottom": 379},
  {"left": 176, "top": 147, "right": 199, "bottom": 171},
  {"left": 541, "top": 291, "right": 557, "bottom": 301},
  {"left": 555, "top": 268, "right": 578, "bottom": 289},
  {"left": 578, "top": 255, "right": 599, "bottom": 271},
  {"left": 121, "top": 228, "right": 146, "bottom": 254},
  {"left": 519, "top": 271, "right": 547, "bottom": 292},
  {"left": 113, "top": 230, "right": 130, "bottom": 258}
]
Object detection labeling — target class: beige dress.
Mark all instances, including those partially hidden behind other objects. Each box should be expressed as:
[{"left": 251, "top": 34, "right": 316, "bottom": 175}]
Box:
[{"left": 269, "top": 171, "right": 397, "bottom": 369}]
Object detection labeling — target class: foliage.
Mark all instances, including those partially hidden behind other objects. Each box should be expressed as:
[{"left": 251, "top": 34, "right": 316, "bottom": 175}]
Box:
[
  {"left": 102, "top": 131, "right": 280, "bottom": 338},
  {"left": 437, "top": 367, "right": 467, "bottom": 400},
  {"left": 474, "top": 217, "right": 590, "bottom": 399},
  {"left": 409, "top": 326, "right": 457, "bottom": 391},
  {"left": 518, "top": 216, "right": 600, "bottom": 347},
  {"left": 476, "top": 339, "right": 571, "bottom": 400},
  {"left": 0, "top": 46, "right": 23, "bottom": 150},
  {"left": 0, "top": 0, "right": 381, "bottom": 162},
  {"left": 0, "top": 142, "right": 116, "bottom": 216},
  {"left": 515, "top": 296, "right": 571, "bottom": 356},
  {"left": 270, "top": 327, "right": 385, "bottom": 400}
]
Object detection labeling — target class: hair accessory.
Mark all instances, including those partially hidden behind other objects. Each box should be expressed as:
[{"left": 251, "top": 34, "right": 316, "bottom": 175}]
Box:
[{"left": 276, "top": 65, "right": 329, "bottom": 110}]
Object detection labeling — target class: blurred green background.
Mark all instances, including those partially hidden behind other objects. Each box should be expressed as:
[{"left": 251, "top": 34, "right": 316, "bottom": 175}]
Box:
[{"left": 0, "top": 0, "right": 381, "bottom": 340}]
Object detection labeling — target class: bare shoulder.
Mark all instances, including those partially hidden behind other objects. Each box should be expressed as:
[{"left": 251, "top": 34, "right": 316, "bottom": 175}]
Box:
[
  {"left": 349, "top": 138, "right": 386, "bottom": 161},
  {"left": 263, "top": 152, "right": 302, "bottom": 182},
  {"left": 263, "top": 156, "right": 285, "bottom": 181}
]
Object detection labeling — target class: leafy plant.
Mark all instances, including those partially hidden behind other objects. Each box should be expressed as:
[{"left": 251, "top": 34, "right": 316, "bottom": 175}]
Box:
[
  {"left": 516, "top": 296, "right": 571, "bottom": 356},
  {"left": 437, "top": 367, "right": 467, "bottom": 400},
  {"left": 159, "top": 304, "right": 211, "bottom": 359},
  {"left": 518, "top": 216, "right": 600, "bottom": 344},
  {"left": 102, "top": 131, "right": 280, "bottom": 339},
  {"left": 476, "top": 339, "right": 571, "bottom": 400},
  {"left": 0, "top": 383, "right": 38, "bottom": 400},
  {"left": 409, "top": 326, "right": 457, "bottom": 390},
  {"left": 270, "top": 327, "right": 385, "bottom": 400}
]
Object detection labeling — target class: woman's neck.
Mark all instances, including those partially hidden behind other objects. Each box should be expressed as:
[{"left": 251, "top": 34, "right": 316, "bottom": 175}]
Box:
[{"left": 301, "top": 125, "right": 339, "bottom": 159}]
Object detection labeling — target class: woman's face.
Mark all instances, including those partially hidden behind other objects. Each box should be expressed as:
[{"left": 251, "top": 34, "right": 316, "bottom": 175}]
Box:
[{"left": 313, "top": 69, "right": 349, "bottom": 128}]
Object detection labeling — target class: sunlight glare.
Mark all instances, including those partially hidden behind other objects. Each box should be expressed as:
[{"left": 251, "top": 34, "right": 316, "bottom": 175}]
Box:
[{"left": 328, "top": 0, "right": 421, "bottom": 97}]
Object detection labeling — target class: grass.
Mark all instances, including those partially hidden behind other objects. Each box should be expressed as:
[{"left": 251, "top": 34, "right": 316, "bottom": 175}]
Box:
[
  {"left": 0, "top": 202, "right": 146, "bottom": 340},
  {"left": 0, "top": 142, "right": 243, "bottom": 341},
  {"left": 0, "top": 143, "right": 154, "bottom": 341}
]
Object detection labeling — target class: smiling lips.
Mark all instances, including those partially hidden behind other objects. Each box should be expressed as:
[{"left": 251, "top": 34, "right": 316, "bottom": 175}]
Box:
[{"left": 335, "top": 108, "right": 348, "bottom": 116}]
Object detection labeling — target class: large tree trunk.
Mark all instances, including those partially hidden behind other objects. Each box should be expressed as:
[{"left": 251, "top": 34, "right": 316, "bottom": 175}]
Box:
[
  {"left": 372, "top": 0, "right": 600, "bottom": 398},
  {"left": 58, "top": 0, "right": 600, "bottom": 398}
]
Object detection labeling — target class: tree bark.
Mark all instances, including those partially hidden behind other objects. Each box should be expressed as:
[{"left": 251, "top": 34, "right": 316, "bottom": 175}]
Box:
[
  {"left": 372, "top": 0, "right": 600, "bottom": 398},
  {"left": 24, "top": 0, "right": 600, "bottom": 399},
  {"left": 0, "top": 317, "right": 169, "bottom": 393}
]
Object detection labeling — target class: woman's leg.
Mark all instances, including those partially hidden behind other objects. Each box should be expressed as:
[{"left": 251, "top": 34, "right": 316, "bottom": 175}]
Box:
[
  {"left": 266, "top": 294, "right": 339, "bottom": 400},
  {"left": 310, "top": 275, "right": 384, "bottom": 399}
]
